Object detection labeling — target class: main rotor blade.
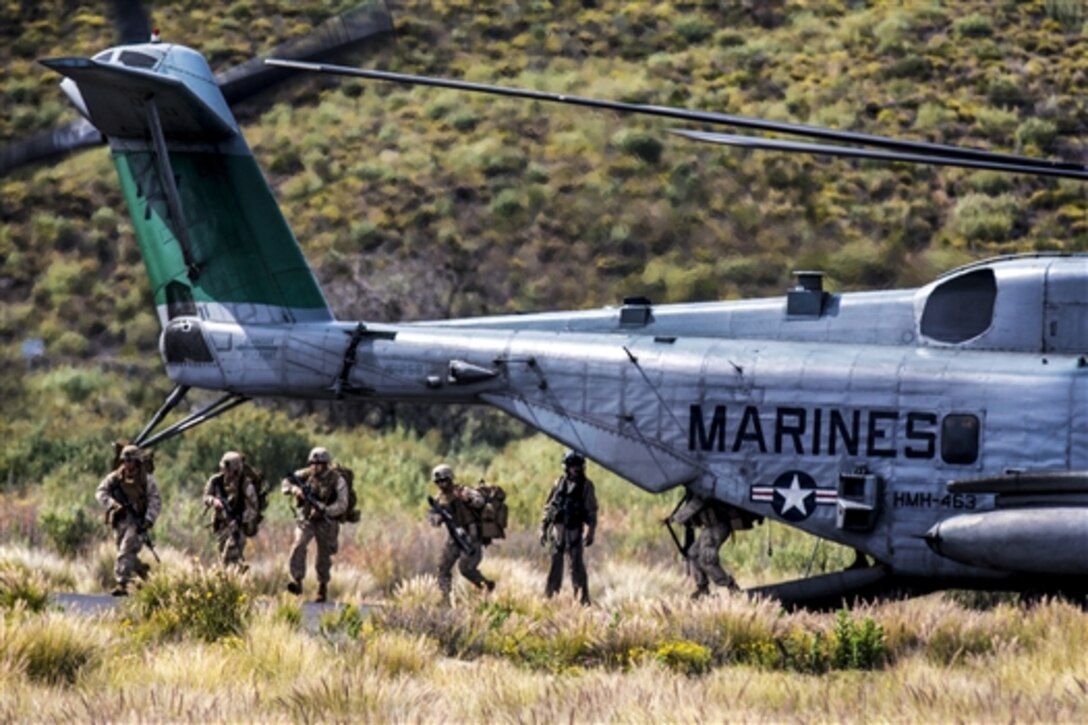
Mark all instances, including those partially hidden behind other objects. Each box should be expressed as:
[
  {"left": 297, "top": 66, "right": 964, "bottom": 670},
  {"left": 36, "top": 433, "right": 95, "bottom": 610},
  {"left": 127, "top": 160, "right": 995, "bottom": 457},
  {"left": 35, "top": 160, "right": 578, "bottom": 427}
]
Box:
[
  {"left": 674, "top": 130, "right": 1088, "bottom": 181},
  {"left": 265, "top": 58, "right": 1087, "bottom": 176}
]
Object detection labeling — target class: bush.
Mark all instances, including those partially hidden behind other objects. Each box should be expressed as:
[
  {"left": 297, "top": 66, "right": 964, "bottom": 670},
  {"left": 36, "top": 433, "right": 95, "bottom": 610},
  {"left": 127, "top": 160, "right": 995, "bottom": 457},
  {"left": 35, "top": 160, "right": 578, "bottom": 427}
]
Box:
[
  {"left": 1, "top": 612, "right": 106, "bottom": 686},
  {"left": 0, "top": 560, "right": 50, "bottom": 612},
  {"left": 673, "top": 15, "right": 715, "bottom": 44},
  {"left": 831, "top": 609, "right": 887, "bottom": 669},
  {"left": 127, "top": 565, "right": 252, "bottom": 643},
  {"left": 653, "top": 639, "right": 712, "bottom": 676},
  {"left": 613, "top": 129, "right": 664, "bottom": 164},
  {"left": 954, "top": 13, "right": 993, "bottom": 38},
  {"left": 950, "top": 193, "right": 1018, "bottom": 243},
  {"left": 39, "top": 506, "right": 100, "bottom": 557},
  {"left": 1016, "top": 117, "right": 1058, "bottom": 151}
]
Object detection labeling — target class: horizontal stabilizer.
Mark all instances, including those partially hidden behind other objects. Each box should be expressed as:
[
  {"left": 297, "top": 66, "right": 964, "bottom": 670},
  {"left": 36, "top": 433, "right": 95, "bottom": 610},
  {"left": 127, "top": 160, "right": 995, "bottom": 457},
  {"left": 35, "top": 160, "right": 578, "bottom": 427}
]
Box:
[
  {"left": 40, "top": 57, "right": 236, "bottom": 141},
  {"left": 948, "top": 470, "right": 1088, "bottom": 494}
]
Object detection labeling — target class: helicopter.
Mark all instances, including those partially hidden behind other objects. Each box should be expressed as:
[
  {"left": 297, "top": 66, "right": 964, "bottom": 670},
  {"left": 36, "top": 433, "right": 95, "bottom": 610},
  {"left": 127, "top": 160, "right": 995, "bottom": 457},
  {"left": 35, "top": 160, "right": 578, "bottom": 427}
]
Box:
[{"left": 41, "top": 34, "right": 1087, "bottom": 607}]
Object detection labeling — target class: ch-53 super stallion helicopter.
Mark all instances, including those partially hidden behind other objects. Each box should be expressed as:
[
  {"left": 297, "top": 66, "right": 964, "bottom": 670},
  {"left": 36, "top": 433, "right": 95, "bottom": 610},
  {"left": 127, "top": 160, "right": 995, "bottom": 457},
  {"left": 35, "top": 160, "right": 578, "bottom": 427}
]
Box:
[{"left": 41, "top": 31, "right": 1087, "bottom": 607}]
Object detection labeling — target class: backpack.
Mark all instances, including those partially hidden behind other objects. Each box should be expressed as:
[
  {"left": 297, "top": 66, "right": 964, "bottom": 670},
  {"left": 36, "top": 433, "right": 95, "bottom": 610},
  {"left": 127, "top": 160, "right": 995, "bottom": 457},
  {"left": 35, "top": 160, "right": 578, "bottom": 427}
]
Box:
[
  {"left": 332, "top": 464, "right": 361, "bottom": 524},
  {"left": 475, "top": 482, "right": 508, "bottom": 544},
  {"left": 242, "top": 461, "right": 270, "bottom": 537}
]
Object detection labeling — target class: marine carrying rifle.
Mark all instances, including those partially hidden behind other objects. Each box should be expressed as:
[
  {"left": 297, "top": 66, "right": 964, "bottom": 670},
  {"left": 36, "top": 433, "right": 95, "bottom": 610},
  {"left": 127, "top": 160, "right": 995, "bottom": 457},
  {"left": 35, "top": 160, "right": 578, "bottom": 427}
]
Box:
[
  {"left": 206, "top": 479, "right": 241, "bottom": 532},
  {"left": 109, "top": 482, "right": 160, "bottom": 563},
  {"left": 428, "top": 495, "right": 475, "bottom": 553},
  {"left": 285, "top": 472, "right": 332, "bottom": 522}
]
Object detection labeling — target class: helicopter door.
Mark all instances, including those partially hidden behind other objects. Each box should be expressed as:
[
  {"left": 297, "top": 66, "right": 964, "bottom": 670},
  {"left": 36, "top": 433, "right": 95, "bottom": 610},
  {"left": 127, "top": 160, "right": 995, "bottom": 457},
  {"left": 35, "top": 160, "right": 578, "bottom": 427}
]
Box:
[{"left": 1044, "top": 261, "right": 1088, "bottom": 354}]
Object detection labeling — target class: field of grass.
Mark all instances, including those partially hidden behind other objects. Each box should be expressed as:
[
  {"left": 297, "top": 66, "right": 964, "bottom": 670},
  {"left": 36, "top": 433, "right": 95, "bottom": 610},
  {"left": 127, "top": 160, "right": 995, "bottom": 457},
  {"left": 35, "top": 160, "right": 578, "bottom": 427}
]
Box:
[
  {"left": 2, "top": 536, "right": 1087, "bottom": 721},
  {"left": 0, "top": 366, "right": 1085, "bottom": 721}
]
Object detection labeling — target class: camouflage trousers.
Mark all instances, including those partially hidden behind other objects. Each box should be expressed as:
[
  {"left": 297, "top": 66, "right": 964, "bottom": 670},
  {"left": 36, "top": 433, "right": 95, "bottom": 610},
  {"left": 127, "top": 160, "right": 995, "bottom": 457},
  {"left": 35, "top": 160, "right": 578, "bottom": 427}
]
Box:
[
  {"left": 545, "top": 526, "right": 590, "bottom": 604},
  {"left": 288, "top": 518, "right": 339, "bottom": 585},
  {"left": 112, "top": 521, "right": 150, "bottom": 586},
  {"left": 690, "top": 523, "right": 736, "bottom": 593},
  {"left": 214, "top": 524, "right": 246, "bottom": 567},
  {"left": 437, "top": 538, "right": 485, "bottom": 597}
]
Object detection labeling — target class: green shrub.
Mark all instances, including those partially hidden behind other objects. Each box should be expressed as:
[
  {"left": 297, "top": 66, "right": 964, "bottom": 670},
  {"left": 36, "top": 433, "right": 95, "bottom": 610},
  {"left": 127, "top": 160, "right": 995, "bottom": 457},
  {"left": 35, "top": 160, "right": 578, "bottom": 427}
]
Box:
[
  {"left": 127, "top": 566, "right": 252, "bottom": 643},
  {"left": 914, "top": 102, "right": 956, "bottom": 133},
  {"left": 449, "top": 109, "right": 479, "bottom": 132},
  {"left": 320, "top": 603, "right": 365, "bottom": 639},
  {"left": 987, "top": 76, "right": 1026, "bottom": 107},
  {"left": 950, "top": 193, "right": 1018, "bottom": 243},
  {"left": 954, "top": 13, "right": 993, "bottom": 38},
  {"left": 1016, "top": 117, "right": 1058, "bottom": 151},
  {"left": 613, "top": 129, "right": 664, "bottom": 164},
  {"left": 831, "top": 609, "right": 886, "bottom": 669},
  {"left": 39, "top": 506, "right": 100, "bottom": 557},
  {"left": 673, "top": 15, "right": 715, "bottom": 44},
  {"left": 973, "top": 105, "right": 1019, "bottom": 141},
  {"left": 489, "top": 188, "right": 524, "bottom": 219}
]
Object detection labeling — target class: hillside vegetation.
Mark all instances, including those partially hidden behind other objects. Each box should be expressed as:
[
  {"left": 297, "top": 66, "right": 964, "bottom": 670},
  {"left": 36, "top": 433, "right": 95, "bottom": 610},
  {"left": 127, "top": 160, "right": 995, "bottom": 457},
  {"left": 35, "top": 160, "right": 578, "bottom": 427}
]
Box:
[{"left": 2, "top": 0, "right": 1087, "bottom": 365}]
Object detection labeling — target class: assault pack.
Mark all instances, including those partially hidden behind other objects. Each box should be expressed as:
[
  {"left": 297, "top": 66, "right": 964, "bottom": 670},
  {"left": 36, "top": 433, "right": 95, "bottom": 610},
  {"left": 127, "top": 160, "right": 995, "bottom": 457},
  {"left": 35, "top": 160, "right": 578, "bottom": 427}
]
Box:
[
  {"left": 242, "top": 461, "right": 270, "bottom": 536},
  {"left": 332, "top": 464, "right": 361, "bottom": 523},
  {"left": 475, "top": 482, "right": 508, "bottom": 545}
]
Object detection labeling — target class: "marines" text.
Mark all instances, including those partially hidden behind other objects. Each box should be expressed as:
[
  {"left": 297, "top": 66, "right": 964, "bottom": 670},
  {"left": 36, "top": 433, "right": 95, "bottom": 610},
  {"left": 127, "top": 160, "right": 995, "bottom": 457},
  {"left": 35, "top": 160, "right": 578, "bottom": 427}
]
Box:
[{"left": 689, "top": 404, "right": 938, "bottom": 459}]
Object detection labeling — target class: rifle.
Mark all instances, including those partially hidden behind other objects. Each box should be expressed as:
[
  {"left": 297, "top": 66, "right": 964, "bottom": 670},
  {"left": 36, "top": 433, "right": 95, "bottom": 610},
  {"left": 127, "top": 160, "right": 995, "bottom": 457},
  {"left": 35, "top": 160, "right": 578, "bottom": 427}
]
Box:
[
  {"left": 428, "top": 495, "right": 475, "bottom": 554},
  {"left": 206, "top": 479, "right": 242, "bottom": 533},
  {"left": 663, "top": 494, "right": 695, "bottom": 561},
  {"left": 286, "top": 472, "right": 332, "bottom": 522},
  {"left": 109, "top": 482, "right": 161, "bottom": 563}
]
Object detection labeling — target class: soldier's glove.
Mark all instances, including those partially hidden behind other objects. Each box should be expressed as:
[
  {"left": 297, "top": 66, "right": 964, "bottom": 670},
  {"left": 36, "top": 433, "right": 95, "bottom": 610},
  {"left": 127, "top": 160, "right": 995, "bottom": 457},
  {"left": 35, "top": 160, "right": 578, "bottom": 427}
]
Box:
[
  {"left": 584, "top": 529, "right": 595, "bottom": 547},
  {"left": 539, "top": 529, "right": 549, "bottom": 548}
]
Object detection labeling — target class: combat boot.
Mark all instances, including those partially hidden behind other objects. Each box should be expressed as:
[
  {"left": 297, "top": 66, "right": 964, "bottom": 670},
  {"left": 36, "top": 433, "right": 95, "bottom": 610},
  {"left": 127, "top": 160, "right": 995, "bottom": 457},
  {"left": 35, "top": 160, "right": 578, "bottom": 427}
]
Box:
[
  {"left": 134, "top": 560, "right": 151, "bottom": 581},
  {"left": 482, "top": 577, "right": 496, "bottom": 592},
  {"left": 286, "top": 579, "right": 302, "bottom": 596},
  {"left": 314, "top": 583, "right": 328, "bottom": 603},
  {"left": 110, "top": 582, "right": 129, "bottom": 597},
  {"left": 690, "top": 585, "right": 710, "bottom": 600}
]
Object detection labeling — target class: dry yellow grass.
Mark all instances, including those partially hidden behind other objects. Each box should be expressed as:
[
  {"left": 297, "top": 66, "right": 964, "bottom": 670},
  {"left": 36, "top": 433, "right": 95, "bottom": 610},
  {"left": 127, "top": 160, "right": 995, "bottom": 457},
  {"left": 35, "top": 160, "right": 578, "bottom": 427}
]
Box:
[{"left": 2, "top": 545, "right": 1086, "bottom": 722}]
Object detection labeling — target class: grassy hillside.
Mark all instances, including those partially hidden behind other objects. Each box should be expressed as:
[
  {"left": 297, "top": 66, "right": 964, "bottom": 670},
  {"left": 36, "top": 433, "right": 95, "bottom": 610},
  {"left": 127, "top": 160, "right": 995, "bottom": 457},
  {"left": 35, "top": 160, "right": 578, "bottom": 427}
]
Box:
[{"left": 2, "top": 0, "right": 1086, "bottom": 364}]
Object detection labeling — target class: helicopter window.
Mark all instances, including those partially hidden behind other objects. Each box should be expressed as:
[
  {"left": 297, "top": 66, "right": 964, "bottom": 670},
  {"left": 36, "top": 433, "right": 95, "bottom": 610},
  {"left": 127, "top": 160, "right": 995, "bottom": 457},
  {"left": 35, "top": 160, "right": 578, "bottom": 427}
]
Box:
[
  {"left": 93, "top": 51, "right": 114, "bottom": 62},
  {"left": 118, "top": 50, "right": 160, "bottom": 69},
  {"left": 941, "top": 414, "right": 980, "bottom": 465},
  {"left": 920, "top": 269, "right": 996, "bottom": 343}
]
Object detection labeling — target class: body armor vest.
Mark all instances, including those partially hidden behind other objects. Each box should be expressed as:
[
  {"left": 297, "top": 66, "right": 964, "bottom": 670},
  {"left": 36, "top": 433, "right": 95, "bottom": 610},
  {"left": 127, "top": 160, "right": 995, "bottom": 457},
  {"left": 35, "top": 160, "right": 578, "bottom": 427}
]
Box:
[{"left": 111, "top": 468, "right": 149, "bottom": 515}]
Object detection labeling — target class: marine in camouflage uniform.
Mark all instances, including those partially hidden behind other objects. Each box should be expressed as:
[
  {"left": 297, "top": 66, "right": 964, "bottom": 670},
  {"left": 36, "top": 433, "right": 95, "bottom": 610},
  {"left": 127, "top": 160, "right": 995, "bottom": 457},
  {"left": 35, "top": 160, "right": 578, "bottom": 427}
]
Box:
[
  {"left": 282, "top": 446, "right": 348, "bottom": 603},
  {"left": 203, "top": 451, "right": 261, "bottom": 570},
  {"left": 540, "top": 450, "right": 598, "bottom": 605},
  {"left": 95, "top": 445, "right": 162, "bottom": 596},
  {"left": 668, "top": 494, "right": 739, "bottom": 598},
  {"left": 429, "top": 464, "right": 495, "bottom": 601}
]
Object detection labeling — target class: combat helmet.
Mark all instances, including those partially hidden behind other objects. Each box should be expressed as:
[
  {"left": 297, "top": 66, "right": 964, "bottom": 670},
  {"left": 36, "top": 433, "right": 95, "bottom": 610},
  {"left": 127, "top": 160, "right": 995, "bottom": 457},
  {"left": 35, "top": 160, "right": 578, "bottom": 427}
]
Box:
[
  {"left": 120, "top": 445, "right": 142, "bottom": 463},
  {"left": 308, "top": 447, "right": 332, "bottom": 465},
  {"left": 220, "top": 451, "right": 244, "bottom": 473},
  {"left": 562, "top": 449, "right": 586, "bottom": 467},
  {"left": 432, "top": 463, "right": 455, "bottom": 484}
]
